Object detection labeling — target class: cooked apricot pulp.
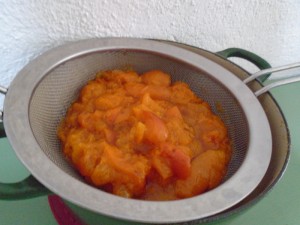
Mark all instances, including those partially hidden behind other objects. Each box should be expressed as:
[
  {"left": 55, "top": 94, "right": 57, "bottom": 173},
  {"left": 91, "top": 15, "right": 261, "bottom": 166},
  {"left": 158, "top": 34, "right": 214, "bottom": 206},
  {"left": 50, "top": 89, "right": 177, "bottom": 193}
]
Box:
[{"left": 58, "top": 69, "right": 231, "bottom": 200}]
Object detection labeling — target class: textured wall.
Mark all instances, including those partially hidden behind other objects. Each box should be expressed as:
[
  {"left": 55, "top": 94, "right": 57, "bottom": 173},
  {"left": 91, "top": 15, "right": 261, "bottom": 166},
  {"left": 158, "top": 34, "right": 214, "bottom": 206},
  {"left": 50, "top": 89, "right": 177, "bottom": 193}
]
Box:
[{"left": 1, "top": 0, "right": 300, "bottom": 107}]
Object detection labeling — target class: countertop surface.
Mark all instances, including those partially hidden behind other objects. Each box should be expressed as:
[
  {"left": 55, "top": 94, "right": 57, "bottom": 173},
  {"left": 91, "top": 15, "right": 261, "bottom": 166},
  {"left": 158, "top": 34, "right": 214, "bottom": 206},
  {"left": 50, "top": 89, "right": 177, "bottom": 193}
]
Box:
[{"left": 1, "top": 82, "right": 300, "bottom": 225}]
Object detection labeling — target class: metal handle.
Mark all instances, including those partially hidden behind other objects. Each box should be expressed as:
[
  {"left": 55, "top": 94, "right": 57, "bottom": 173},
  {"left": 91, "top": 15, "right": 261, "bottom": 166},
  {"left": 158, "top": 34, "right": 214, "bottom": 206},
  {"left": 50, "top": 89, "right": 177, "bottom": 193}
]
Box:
[
  {"left": 0, "top": 115, "right": 50, "bottom": 200},
  {"left": 0, "top": 86, "right": 7, "bottom": 94},
  {"left": 243, "top": 62, "right": 300, "bottom": 96},
  {"left": 217, "top": 48, "right": 272, "bottom": 82},
  {"left": 0, "top": 86, "right": 8, "bottom": 122},
  {"left": 0, "top": 120, "right": 5, "bottom": 138}
]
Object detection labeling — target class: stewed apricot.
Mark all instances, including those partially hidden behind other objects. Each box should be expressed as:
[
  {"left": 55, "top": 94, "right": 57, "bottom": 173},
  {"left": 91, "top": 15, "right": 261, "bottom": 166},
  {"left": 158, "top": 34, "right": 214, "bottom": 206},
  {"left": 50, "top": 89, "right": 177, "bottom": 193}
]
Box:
[{"left": 58, "top": 69, "right": 231, "bottom": 200}]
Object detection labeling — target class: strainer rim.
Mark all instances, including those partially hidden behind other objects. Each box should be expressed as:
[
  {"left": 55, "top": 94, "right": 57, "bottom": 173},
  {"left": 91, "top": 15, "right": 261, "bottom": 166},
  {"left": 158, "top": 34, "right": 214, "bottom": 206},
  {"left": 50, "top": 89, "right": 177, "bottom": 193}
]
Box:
[{"left": 3, "top": 38, "right": 272, "bottom": 223}]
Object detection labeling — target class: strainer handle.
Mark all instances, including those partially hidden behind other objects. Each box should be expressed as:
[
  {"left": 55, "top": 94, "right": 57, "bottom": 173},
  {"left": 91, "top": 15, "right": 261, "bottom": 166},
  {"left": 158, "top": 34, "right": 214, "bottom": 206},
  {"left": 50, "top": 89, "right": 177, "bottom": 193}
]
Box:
[
  {"left": 217, "top": 48, "right": 271, "bottom": 82},
  {"left": 0, "top": 120, "right": 5, "bottom": 138},
  {"left": 244, "top": 61, "right": 300, "bottom": 96},
  {"left": 0, "top": 85, "right": 8, "bottom": 122},
  {"left": 0, "top": 122, "right": 51, "bottom": 200}
]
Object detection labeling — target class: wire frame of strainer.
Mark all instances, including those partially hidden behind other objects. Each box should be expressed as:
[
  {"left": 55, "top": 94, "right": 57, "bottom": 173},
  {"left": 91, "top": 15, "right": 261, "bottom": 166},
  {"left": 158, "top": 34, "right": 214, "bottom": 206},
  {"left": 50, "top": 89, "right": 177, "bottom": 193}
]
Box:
[{"left": 3, "top": 38, "right": 272, "bottom": 224}]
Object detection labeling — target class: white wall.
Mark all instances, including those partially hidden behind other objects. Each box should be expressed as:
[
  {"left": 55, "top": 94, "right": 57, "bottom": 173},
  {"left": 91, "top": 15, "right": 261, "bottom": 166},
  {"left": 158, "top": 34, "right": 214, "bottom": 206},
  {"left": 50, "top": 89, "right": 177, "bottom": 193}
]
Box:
[{"left": 1, "top": 0, "right": 300, "bottom": 107}]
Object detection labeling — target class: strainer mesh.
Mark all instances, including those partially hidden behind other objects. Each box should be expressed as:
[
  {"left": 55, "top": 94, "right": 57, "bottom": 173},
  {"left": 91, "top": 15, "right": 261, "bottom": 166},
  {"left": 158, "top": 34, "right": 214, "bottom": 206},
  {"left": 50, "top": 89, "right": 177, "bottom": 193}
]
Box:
[{"left": 29, "top": 50, "right": 248, "bottom": 183}]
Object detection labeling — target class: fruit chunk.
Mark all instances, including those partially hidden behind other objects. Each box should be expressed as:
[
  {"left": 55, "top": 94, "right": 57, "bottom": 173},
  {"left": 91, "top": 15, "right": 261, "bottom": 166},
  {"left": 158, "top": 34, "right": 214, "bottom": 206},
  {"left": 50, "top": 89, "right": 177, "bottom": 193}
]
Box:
[
  {"left": 175, "top": 150, "right": 228, "bottom": 198},
  {"left": 95, "top": 93, "right": 124, "bottom": 110},
  {"left": 141, "top": 70, "right": 171, "bottom": 87},
  {"left": 134, "top": 110, "right": 168, "bottom": 144},
  {"left": 91, "top": 142, "right": 150, "bottom": 198},
  {"left": 125, "top": 82, "right": 148, "bottom": 97},
  {"left": 160, "top": 143, "right": 191, "bottom": 179}
]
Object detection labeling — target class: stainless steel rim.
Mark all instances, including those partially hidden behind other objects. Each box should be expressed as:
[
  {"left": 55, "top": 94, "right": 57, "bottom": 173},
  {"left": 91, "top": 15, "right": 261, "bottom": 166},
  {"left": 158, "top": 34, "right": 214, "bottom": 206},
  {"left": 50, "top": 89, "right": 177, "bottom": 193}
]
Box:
[{"left": 3, "top": 38, "right": 272, "bottom": 223}]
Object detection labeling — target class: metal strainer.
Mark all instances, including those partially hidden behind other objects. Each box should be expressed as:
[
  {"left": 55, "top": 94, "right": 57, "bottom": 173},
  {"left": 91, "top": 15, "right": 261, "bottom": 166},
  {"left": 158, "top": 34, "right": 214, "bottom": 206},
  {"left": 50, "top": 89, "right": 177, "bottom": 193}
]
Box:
[{"left": 0, "top": 38, "right": 273, "bottom": 224}]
